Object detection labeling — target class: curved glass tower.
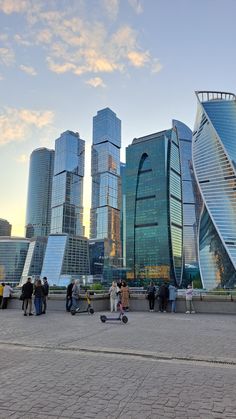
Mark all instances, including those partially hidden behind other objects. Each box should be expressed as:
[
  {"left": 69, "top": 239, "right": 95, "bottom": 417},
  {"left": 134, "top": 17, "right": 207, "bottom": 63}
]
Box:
[
  {"left": 126, "top": 128, "right": 183, "bottom": 286},
  {"left": 173, "top": 120, "right": 201, "bottom": 284},
  {"left": 192, "top": 91, "right": 236, "bottom": 289},
  {"left": 25, "top": 148, "right": 54, "bottom": 238}
]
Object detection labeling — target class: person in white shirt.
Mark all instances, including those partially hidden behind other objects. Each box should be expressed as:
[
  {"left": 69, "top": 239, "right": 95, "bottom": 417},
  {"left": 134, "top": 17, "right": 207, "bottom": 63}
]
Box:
[
  {"left": 185, "top": 284, "right": 195, "bottom": 314},
  {"left": 2, "top": 283, "right": 13, "bottom": 309},
  {"left": 109, "top": 281, "right": 119, "bottom": 312}
]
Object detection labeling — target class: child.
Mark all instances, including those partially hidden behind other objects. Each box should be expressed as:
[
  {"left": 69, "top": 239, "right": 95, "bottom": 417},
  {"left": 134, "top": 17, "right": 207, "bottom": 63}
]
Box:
[{"left": 185, "top": 284, "right": 195, "bottom": 314}]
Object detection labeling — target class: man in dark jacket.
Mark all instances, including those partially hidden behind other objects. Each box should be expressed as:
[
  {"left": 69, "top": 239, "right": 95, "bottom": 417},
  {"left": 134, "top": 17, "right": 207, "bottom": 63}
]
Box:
[
  {"left": 22, "top": 277, "right": 33, "bottom": 316},
  {"left": 66, "top": 280, "right": 74, "bottom": 312},
  {"left": 42, "top": 277, "right": 49, "bottom": 314},
  {"left": 158, "top": 283, "right": 169, "bottom": 312}
]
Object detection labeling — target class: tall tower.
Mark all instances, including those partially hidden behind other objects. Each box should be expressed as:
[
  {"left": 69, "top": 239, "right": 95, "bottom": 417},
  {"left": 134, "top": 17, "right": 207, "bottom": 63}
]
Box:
[
  {"left": 50, "top": 130, "right": 85, "bottom": 236},
  {"left": 126, "top": 128, "right": 183, "bottom": 286},
  {"left": 173, "top": 120, "right": 201, "bottom": 284},
  {"left": 192, "top": 91, "right": 236, "bottom": 289},
  {"left": 90, "top": 108, "right": 121, "bottom": 268},
  {"left": 25, "top": 148, "right": 54, "bottom": 238}
]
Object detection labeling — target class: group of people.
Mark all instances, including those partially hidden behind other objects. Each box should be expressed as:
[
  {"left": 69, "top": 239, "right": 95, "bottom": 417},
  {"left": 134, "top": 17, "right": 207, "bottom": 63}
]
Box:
[
  {"left": 21, "top": 276, "right": 49, "bottom": 316},
  {"left": 109, "top": 280, "right": 130, "bottom": 312},
  {"left": 146, "top": 282, "right": 195, "bottom": 314}
]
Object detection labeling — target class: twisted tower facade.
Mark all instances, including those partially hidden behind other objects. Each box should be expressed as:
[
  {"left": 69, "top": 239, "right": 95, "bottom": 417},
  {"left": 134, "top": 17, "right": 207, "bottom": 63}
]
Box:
[{"left": 192, "top": 91, "right": 236, "bottom": 289}]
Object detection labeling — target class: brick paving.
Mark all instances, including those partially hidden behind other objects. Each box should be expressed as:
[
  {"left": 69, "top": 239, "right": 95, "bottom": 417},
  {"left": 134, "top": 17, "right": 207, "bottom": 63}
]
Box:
[{"left": 0, "top": 310, "right": 236, "bottom": 418}]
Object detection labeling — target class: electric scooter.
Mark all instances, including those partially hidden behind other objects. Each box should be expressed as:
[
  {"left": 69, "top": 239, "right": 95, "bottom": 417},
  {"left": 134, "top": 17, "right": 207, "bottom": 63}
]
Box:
[
  {"left": 71, "top": 290, "right": 94, "bottom": 315},
  {"left": 100, "top": 301, "right": 128, "bottom": 324}
]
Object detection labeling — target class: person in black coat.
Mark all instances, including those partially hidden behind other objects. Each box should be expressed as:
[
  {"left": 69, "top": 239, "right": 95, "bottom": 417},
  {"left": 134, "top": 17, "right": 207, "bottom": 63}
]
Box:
[
  {"left": 22, "top": 277, "right": 33, "bottom": 316},
  {"left": 158, "top": 283, "right": 169, "bottom": 312},
  {"left": 42, "top": 277, "right": 49, "bottom": 314},
  {"left": 66, "top": 280, "right": 74, "bottom": 312},
  {"left": 34, "top": 279, "right": 44, "bottom": 315}
]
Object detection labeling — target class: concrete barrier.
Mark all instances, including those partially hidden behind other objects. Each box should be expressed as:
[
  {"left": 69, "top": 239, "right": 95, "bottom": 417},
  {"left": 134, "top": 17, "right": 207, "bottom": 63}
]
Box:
[{"left": 7, "top": 293, "right": 236, "bottom": 314}]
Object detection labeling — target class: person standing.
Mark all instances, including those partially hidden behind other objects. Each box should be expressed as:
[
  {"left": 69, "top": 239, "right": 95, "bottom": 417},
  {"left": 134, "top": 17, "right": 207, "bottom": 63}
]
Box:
[
  {"left": 42, "top": 277, "right": 49, "bottom": 314},
  {"left": 0, "top": 282, "right": 3, "bottom": 308},
  {"left": 22, "top": 277, "right": 33, "bottom": 316},
  {"left": 66, "top": 280, "right": 74, "bottom": 312},
  {"left": 72, "top": 280, "right": 80, "bottom": 311},
  {"left": 146, "top": 281, "right": 156, "bottom": 312},
  {"left": 121, "top": 280, "right": 129, "bottom": 311},
  {"left": 2, "top": 283, "right": 13, "bottom": 309},
  {"left": 158, "top": 283, "right": 169, "bottom": 312},
  {"left": 109, "top": 281, "right": 118, "bottom": 312},
  {"left": 185, "top": 284, "right": 195, "bottom": 314},
  {"left": 168, "top": 283, "right": 177, "bottom": 313},
  {"left": 34, "top": 279, "right": 43, "bottom": 315}
]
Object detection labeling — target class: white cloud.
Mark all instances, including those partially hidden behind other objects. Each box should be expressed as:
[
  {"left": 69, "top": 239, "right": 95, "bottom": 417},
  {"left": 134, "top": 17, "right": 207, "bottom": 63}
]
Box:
[
  {"left": 0, "top": 107, "right": 55, "bottom": 146},
  {"left": 101, "top": 0, "right": 119, "bottom": 20},
  {"left": 86, "top": 77, "right": 106, "bottom": 88},
  {"left": 128, "top": 0, "right": 143, "bottom": 14},
  {"left": 152, "top": 59, "right": 163, "bottom": 74},
  {"left": 0, "top": 47, "right": 15, "bottom": 66},
  {"left": 19, "top": 64, "right": 37, "bottom": 76},
  {"left": 127, "top": 50, "right": 150, "bottom": 67},
  {"left": 0, "top": 0, "right": 29, "bottom": 14}
]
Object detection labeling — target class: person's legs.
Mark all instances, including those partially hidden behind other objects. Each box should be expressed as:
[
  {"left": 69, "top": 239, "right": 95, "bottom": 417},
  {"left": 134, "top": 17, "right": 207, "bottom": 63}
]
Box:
[
  {"left": 28, "top": 298, "right": 32, "bottom": 314},
  {"left": 110, "top": 297, "right": 114, "bottom": 312},
  {"left": 23, "top": 299, "right": 28, "bottom": 314},
  {"left": 186, "top": 300, "right": 190, "bottom": 312},
  {"left": 171, "top": 300, "right": 176, "bottom": 313},
  {"left": 150, "top": 295, "right": 155, "bottom": 310},
  {"left": 66, "top": 296, "right": 71, "bottom": 311},
  {"left": 2, "top": 297, "right": 8, "bottom": 309},
  {"left": 42, "top": 296, "right": 47, "bottom": 313},
  {"left": 190, "top": 300, "right": 195, "bottom": 313}
]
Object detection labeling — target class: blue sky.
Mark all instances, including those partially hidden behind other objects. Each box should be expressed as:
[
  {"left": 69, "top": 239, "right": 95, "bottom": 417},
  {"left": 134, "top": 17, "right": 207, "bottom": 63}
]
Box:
[{"left": 0, "top": 0, "right": 236, "bottom": 236}]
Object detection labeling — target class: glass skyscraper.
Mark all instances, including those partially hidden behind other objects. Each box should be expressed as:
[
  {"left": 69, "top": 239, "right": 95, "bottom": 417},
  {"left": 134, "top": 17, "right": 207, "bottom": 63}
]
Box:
[
  {"left": 173, "top": 120, "right": 201, "bottom": 283},
  {"left": 126, "top": 128, "right": 183, "bottom": 286},
  {"left": 193, "top": 91, "right": 236, "bottom": 289},
  {"left": 90, "top": 108, "right": 121, "bottom": 272},
  {"left": 50, "top": 130, "right": 85, "bottom": 236},
  {"left": 25, "top": 148, "right": 54, "bottom": 238},
  {"left": 0, "top": 237, "right": 29, "bottom": 284},
  {"left": 20, "top": 236, "right": 47, "bottom": 285}
]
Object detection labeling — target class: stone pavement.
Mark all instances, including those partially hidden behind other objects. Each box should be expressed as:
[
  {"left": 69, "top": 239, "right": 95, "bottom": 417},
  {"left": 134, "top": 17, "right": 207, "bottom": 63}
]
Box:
[{"left": 0, "top": 309, "right": 236, "bottom": 419}]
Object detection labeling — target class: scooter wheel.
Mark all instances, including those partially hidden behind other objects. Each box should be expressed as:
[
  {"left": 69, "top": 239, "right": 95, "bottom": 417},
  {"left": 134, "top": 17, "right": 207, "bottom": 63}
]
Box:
[
  {"left": 89, "top": 308, "right": 94, "bottom": 314},
  {"left": 70, "top": 309, "right": 76, "bottom": 315},
  {"left": 122, "top": 315, "right": 128, "bottom": 324},
  {"left": 100, "top": 315, "right": 107, "bottom": 323}
]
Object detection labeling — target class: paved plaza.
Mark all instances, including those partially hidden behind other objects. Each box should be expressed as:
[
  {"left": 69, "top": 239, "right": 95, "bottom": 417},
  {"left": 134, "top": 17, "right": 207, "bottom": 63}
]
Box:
[{"left": 0, "top": 309, "right": 236, "bottom": 419}]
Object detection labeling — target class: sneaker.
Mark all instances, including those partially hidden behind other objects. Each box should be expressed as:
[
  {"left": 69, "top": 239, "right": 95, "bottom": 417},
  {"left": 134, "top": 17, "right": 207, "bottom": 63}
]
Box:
[
  {"left": 23, "top": 313, "right": 27, "bottom": 316},
  {"left": 41, "top": 311, "right": 45, "bottom": 314},
  {"left": 76, "top": 307, "right": 80, "bottom": 312},
  {"left": 191, "top": 311, "right": 195, "bottom": 314},
  {"left": 186, "top": 311, "right": 190, "bottom": 314},
  {"left": 29, "top": 313, "right": 33, "bottom": 316},
  {"left": 163, "top": 311, "right": 166, "bottom": 313}
]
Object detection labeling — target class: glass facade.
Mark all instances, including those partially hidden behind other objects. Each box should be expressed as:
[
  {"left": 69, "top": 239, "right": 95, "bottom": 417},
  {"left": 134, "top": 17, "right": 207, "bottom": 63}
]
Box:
[
  {"left": 172, "top": 120, "right": 201, "bottom": 283},
  {"left": 41, "top": 234, "right": 90, "bottom": 286},
  {"left": 51, "top": 131, "right": 85, "bottom": 236},
  {"left": 193, "top": 91, "right": 236, "bottom": 289},
  {"left": 25, "top": 148, "right": 54, "bottom": 238},
  {"left": 0, "top": 219, "right": 12, "bottom": 236},
  {"left": 126, "top": 129, "right": 183, "bottom": 286},
  {"left": 0, "top": 237, "right": 29, "bottom": 284},
  {"left": 90, "top": 108, "right": 122, "bottom": 272},
  {"left": 20, "top": 236, "right": 47, "bottom": 285}
]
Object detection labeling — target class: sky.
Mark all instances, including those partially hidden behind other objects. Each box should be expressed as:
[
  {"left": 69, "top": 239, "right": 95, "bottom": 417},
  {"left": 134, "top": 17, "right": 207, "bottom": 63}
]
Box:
[{"left": 0, "top": 0, "right": 236, "bottom": 237}]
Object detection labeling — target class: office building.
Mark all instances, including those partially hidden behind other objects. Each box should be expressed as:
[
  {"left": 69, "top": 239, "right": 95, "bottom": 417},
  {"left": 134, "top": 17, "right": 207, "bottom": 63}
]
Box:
[
  {"left": 173, "top": 120, "right": 201, "bottom": 284},
  {"left": 25, "top": 148, "right": 54, "bottom": 238},
  {"left": 20, "top": 236, "right": 47, "bottom": 285},
  {"left": 50, "top": 131, "right": 85, "bottom": 236},
  {"left": 0, "top": 237, "right": 29, "bottom": 284},
  {"left": 41, "top": 234, "right": 89, "bottom": 286},
  {"left": 192, "top": 91, "right": 236, "bottom": 289},
  {"left": 0, "top": 219, "right": 12, "bottom": 236},
  {"left": 90, "top": 108, "right": 122, "bottom": 278},
  {"left": 126, "top": 128, "right": 183, "bottom": 286}
]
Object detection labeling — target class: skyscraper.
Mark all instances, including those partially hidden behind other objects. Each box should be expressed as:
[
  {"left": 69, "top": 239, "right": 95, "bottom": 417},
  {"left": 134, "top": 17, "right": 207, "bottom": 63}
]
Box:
[
  {"left": 126, "top": 128, "right": 183, "bottom": 286},
  {"left": 192, "top": 91, "right": 236, "bottom": 289},
  {"left": 42, "top": 130, "right": 87, "bottom": 285},
  {"left": 50, "top": 130, "right": 85, "bottom": 236},
  {"left": 90, "top": 108, "right": 121, "bottom": 273},
  {"left": 25, "top": 148, "right": 54, "bottom": 238},
  {"left": 0, "top": 237, "right": 29, "bottom": 284},
  {"left": 0, "top": 219, "right": 12, "bottom": 236},
  {"left": 173, "top": 120, "right": 201, "bottom": 283}
]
